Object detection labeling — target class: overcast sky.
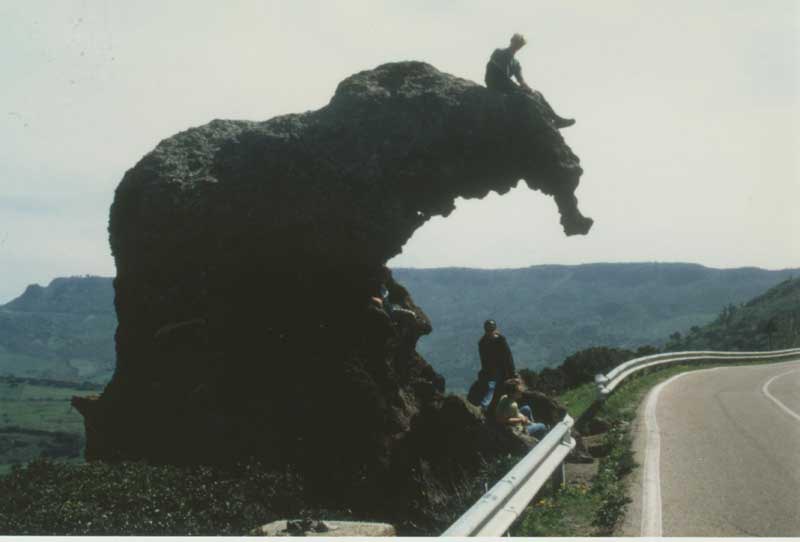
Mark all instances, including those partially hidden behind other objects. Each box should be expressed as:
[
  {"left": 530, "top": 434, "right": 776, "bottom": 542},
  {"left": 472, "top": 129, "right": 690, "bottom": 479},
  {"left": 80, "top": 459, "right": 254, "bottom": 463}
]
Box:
[{"left": 1, "top": 1, "right": 798, "bottom": 303}]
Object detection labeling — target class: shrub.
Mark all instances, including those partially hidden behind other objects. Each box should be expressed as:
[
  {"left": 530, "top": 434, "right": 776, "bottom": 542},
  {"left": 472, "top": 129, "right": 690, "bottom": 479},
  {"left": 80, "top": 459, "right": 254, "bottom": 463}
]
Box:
[
  {"left": 0, "top": 459, "right": 305, "bottom": 535},
  {"left": 520, "top": 346, "right": 655, "bottom": 396}
]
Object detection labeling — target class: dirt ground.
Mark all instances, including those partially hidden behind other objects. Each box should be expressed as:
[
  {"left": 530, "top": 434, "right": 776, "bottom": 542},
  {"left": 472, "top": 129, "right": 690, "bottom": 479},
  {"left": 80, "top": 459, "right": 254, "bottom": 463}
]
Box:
[{"left": 566, "top": 460, "right": 598, "bottom": 486}]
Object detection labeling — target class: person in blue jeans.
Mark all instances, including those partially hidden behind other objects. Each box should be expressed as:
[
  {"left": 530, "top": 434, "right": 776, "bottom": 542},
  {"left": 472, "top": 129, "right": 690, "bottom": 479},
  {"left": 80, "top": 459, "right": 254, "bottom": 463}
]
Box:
[
  {"left": 495, "top": 378, "right": 548, "bottom": 439},
  {"left": 478, "top": 319, "right": 517, "bottom": 412}
]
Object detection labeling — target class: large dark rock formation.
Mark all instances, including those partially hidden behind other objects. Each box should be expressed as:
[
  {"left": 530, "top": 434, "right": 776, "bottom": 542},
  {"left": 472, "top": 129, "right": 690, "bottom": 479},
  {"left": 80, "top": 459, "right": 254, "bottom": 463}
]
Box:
[{"left": 74, "top": 61, "right": 591, "bottom": 515}]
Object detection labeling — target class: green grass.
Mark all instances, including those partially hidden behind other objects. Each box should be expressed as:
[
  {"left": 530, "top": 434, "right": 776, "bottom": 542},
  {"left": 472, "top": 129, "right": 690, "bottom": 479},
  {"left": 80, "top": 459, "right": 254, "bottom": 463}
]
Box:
[
  {"left": 511, "top": 423, "right": 635, "bottom": 537},
  {"left": 0, "top": 381, "right": 88, "bottom": 473},
  {"left": 556, "top": 381, "right": 596, "bottom": 419},
  {"left": 0, "top": 459, "right": 306, "bottom": 536},
  {"left": 0, "top": 382, "right": 85, "bottom": 433},
  {"left": 512, "top": 481, "right": 598, "bottom": 536}
]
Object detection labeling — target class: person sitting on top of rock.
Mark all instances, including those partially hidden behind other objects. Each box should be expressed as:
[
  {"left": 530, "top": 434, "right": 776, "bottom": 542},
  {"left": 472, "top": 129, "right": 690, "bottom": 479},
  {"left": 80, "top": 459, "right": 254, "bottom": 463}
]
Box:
[
  {"left": 484, "top": 33, "right": 576, "bottom": 129},
  {"left": 495, "top": 378, "right": 549, "bottom": 439}
]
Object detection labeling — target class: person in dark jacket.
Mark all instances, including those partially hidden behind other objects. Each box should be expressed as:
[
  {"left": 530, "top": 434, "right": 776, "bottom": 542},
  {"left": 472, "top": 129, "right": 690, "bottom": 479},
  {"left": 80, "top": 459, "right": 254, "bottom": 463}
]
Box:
[
  {"left": 485, "top": 33, "right": 575, "bottom": 129},
  {"left": 477, "top": 319, "right": 518, "bottom": 411}
]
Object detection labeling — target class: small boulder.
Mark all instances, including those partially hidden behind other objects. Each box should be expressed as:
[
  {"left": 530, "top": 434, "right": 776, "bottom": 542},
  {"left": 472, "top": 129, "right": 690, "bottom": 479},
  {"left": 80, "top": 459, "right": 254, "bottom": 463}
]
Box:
[
  {"left": 520, "top": 390, "right": 567, "bottom": 426},
  {"left": 252, "top": 519, "right": 396, "bottom": 537}
]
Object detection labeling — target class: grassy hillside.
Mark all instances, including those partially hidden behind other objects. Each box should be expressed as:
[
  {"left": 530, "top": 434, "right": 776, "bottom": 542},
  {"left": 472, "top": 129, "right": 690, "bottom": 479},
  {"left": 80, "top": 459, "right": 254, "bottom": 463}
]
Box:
[
  {"left": 0, "top": 276, "right": 115, "bottom": 384},
  {"left": 667, "top": 276, "right": 800, "bottom": 351},
  {"left": 0, "top": 377, "right": 97, "bottom": 475},
  {"left": 395, "top": 263, "right": 798, "bottom": 391}
]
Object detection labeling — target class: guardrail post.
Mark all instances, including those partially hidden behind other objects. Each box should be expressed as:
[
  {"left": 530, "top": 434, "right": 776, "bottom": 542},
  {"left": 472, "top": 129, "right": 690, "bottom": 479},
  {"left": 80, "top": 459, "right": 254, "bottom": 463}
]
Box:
[
  {"left": 547, "top": 431, "right": 572, "bottom": 493},
  {"left": 549, "top": 461, "right": 565, "bottom": 491},
  {"left": 594, "top": 374, "right": 609, "bottom": 401}
]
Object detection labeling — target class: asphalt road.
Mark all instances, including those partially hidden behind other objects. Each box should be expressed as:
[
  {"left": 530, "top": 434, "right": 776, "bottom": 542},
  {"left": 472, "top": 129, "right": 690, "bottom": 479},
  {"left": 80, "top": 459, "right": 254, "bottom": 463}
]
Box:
[{"left": 620, "top": 359, "right": 800, "bottom": 537}]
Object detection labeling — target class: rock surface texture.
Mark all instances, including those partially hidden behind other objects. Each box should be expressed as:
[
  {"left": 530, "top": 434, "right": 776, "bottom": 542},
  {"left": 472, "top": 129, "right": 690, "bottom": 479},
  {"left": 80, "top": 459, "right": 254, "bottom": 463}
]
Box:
[{"left": 74, "top": 61, "right": 591, "bottom": 518}]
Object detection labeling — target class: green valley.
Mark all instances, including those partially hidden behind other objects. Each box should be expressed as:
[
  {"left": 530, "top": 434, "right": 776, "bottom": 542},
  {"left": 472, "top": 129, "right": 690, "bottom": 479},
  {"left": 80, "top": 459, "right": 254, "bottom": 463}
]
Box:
[
  {"left": 396, "top": 263, "right": 798, "bottom": 390},
  {"left": 0, "top": 377, "right": 97, "bottom": 474}
]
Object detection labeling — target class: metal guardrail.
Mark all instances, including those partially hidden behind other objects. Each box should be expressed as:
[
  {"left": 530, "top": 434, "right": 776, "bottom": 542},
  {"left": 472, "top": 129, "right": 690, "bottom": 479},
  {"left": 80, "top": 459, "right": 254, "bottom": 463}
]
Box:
[
  {"left": 442, "top": 414, "right": 576, "bottom": 537},
  {"left": 443, "top": 347, "right": 800, "bottom": 537},
  {"left": 595, "top": 347, "right": 800, "bottom": 399}
]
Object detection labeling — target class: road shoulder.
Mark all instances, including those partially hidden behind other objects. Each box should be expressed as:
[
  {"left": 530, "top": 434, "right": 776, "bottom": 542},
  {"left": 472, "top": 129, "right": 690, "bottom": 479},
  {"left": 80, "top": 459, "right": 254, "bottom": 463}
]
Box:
[{"left": 614, "top": 394, "right": 647, "bottom": 536}]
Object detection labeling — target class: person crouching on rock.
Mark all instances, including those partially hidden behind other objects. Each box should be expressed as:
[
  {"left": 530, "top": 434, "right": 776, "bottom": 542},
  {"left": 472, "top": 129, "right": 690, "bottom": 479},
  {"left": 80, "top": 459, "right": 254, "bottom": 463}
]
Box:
[
  {"left": 495, "top": 378, "right": 549, "bottom": 439},
  {"left": 379, "top": 283, "right": 416, "bottom": 325},
  {"left": 367, "top": 270, "right": 418, "bottom": 341},
  {"left": 484, "top": 33, "right": 575, "bottom": 129}
]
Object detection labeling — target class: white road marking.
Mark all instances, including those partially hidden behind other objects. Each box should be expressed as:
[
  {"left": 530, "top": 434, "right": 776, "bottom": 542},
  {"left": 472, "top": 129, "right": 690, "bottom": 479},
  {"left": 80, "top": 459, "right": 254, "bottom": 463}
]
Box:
[
  {"left": 639, "top": 361, "right": 800, "bottom": 537},
  {"left": 640, "top": 368, "right": 728, "bottom": 537},
  {"left": 641, "top": 372, "right": 685, "bottom": 536},
  {"left": 762, "top": 369, "right": 800, "bottom": 422}
]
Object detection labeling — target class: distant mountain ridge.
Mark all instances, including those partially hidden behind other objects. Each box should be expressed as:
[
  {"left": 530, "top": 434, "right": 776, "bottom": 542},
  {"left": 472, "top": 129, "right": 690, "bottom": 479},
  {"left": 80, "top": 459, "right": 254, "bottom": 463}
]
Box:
[
  {"left": 1, "top": 264, "right": 796, "bottom": 390},
  {"left": 394, "top": 262, "right": 798, "bottom": 390},
  {"left": 0, "top": 276, "right": 115, "bottom": 383},
  {"left": 5, "top": 276, "right": 114, "bottom": 314}
]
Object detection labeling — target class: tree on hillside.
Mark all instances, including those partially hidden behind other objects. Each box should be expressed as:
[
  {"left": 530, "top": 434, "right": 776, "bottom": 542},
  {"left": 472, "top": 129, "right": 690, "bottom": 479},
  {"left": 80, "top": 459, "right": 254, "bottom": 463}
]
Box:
[
  {"left": 762, "top": 317, "right": 779, "bottom": 349},
  {"left": 665, "top": 331, "right": 682, "bottom": 351},
  {"left": 720, "top": 304, "right": 737, "bottom": 328}
]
